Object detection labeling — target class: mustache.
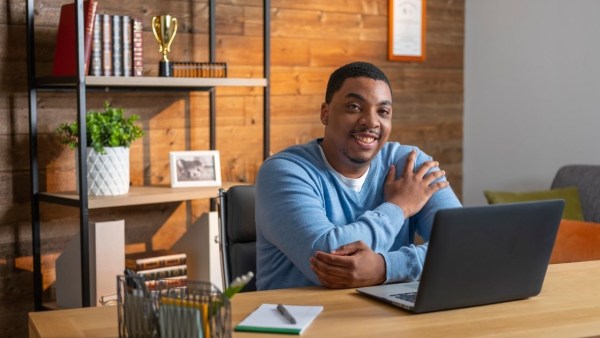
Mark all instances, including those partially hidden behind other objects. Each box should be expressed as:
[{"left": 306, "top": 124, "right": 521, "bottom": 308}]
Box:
[{"left": 352, "top": 128, "right": 381, "bottom": 138}]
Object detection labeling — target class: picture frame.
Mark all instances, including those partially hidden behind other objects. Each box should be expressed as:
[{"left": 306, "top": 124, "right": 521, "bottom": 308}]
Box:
[
  {"left": 169, "top": 150, "right": 222, "bottom": 188},
  {"left": 388, "top": 0, "right": 426, "bottom": 62}
]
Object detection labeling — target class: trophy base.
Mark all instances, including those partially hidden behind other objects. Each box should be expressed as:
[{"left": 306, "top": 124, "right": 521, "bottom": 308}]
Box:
[{"left": 159, "top": 61, "right": 173, "bottom": 77}]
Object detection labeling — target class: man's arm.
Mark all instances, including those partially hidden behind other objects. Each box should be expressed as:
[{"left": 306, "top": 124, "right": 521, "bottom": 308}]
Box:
[
  {"left": 310, "top": 150, "right": 462, "bottom": 287},
  {"left": 256, "top": 157, "right": 406, "bottom": 285},
  {"left": 311, "top": 197, "right": 459, "bottom": 288},
  {"left": 311, "top": 183, "right": 461, "bottom": 287},
  {"left": 310, "top": 241, "right": 387, "bottom": 288}
]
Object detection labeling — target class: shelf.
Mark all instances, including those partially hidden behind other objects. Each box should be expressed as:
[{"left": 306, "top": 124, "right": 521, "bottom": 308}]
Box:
[
  {"left": 40, "top": 182, "right": 245, "bottom": 209},
  {"left": 28, "top": 0, "right": 270, "bottom": 310},
  {"left": 35, "top": 76, "right": 268, "bottom": 91}
]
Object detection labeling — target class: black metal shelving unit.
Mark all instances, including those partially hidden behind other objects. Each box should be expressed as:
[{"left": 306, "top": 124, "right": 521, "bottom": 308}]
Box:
[{"left": 26, "top": 0, "right": 270, "bottom": 310}]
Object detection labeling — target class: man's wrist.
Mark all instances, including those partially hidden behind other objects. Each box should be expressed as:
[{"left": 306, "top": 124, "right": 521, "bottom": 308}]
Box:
[{"left": 377, "top": 253, "right": 387, "bottom": 285}]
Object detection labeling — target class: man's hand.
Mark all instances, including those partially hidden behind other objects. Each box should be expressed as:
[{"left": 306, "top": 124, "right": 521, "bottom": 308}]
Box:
[
  {"left": 310, "top": 241, "right": 386, "bottom": 288},
  {"left": 384, "top": 150, "right": 449, "bottom": 217}
]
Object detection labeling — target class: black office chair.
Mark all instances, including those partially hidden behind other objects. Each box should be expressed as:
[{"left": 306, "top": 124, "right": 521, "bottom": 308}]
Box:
[
  {"left": 551, "top": 165, "right": 600, "bottom": 222},
  {"left": 217, "top": 185, "right": 257, "bottom": 292}
]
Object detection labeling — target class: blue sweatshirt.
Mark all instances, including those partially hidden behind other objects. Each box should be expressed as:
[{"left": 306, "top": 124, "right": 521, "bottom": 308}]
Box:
[{"left": 255, "top": 139, "right": 462, "bottom": 290}]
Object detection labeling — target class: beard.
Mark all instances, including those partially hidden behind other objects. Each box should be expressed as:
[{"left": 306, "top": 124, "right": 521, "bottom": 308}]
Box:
[
  {"left": 342, "top": 128, "right": 382, "bottom": 164},
  {"left": 343, "top": 149, "right": 370, "bottom": 164}
]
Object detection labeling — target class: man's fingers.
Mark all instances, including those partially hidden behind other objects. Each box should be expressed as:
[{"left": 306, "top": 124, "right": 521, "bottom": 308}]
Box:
[
  {"left": 313, "top": 251, "right": 351, "bottom": 267},
  {"left": 429, "top": 181, "right": 450, "bottom": 193},
  {"left": 385, "top": 164, "right": 396, "bottom": 184},
  {"left": 311, "top": 260, "right": 352, "bottom": 289},
  {"left": 415, "top": 160, "right": 439, "bottom": 178},
  {"left": 315, "top": 273, "right": 347, "bottom": 289},
  {"left": 331, "top": 240, "right": 367, "bottom": 255},
  {"left": 402, "top": 150, "right": 417, "bottom": 177},
  {"left": 310, "top": 256, "right": 350, "bottom": 284},
  {"left": 423, "top": 169, "right": 445, "bottom": 185}
]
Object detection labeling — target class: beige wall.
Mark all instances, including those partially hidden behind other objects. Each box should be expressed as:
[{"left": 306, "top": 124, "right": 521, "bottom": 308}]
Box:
[
  {"left": 0, "top": 0, "right": 463, "bottom": 335},
  {"left": 464, "top": 0, "right": 600, "bottom": 206}
]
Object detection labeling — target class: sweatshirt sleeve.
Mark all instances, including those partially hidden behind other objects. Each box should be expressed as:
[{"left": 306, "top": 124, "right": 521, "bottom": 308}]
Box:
[
  {"left": 379, "top": 243, "right": 429, "bottom": 283},
  {"left": 378, "top": 148, "right": 463, "bottom": 283},
  {"left": 379, "top": 184, "right": 462, "bottom": 283}
]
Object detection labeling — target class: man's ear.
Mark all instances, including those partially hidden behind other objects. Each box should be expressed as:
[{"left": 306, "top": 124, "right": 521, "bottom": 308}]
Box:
[{"left": 320, "top": 103, "right": 329, "bottom": 125}]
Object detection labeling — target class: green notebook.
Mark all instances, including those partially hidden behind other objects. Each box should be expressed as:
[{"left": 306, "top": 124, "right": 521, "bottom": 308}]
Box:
[{"left": 235, "top": 304, "right": 323, "bottom": 335}]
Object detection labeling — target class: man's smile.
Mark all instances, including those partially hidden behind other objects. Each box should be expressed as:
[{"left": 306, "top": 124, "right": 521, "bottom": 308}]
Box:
[{"left": 352, "top": 131, "right": 381, "bottom": 147}]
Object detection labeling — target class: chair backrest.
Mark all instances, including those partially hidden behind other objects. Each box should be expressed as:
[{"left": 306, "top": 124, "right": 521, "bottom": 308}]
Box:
[
  {"left": 551, "top": 165, "right": 600, "bottom": 222},
  {"left": 218, "top": 185, "right": 257, "bottom": 292}
]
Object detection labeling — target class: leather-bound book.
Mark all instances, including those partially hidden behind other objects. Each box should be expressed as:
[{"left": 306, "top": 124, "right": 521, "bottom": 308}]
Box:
[{"left": 52, "top": 0, "right": 98, "bottom": 76}]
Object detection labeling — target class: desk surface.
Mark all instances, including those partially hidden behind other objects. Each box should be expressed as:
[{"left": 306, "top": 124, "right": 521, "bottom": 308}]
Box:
[{"left": 29, "top": 261, "right": 600, "bottom": 338}]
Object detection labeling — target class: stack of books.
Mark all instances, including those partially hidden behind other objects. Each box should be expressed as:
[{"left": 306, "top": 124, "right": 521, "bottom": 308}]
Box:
[
  {"left": 52, "top": 0, "right": 143, "bottom": 77},
  {"left": 125, "top": 250, "right": 187, "bottom": 290},
  {"left": 91, "top": 13, "right": 143, "bottom": 77},
  {"left": 171, "top": 62, "right": 228, "bottom": 78}
]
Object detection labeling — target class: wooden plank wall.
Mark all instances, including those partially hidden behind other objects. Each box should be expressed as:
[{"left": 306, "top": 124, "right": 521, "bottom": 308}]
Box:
[{"left": 0, "top": 0, "right": 463, "bottom": 336}]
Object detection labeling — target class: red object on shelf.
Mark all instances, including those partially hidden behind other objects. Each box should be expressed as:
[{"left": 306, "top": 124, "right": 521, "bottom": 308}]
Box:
[{"left": 52, "top": 0, "right": 98, "bottom": 76}]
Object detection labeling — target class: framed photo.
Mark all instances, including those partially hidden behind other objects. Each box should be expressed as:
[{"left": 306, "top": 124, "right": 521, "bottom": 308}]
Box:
[
  {"left": 388, "top": 0, "right": 426, "bottom": 62},
  {"left": 169, "top": 151, "right": 222, "bottom": 188}
]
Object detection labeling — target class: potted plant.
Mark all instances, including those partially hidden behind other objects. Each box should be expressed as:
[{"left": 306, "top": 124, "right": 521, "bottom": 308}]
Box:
[{"left": 56, "top": 101, "right": 144, "bottom": 196}]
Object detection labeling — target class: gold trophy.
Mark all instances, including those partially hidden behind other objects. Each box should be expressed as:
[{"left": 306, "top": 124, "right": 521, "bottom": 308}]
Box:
[{"left": 152, "top": 15, "right": 178, "bottom": 77}]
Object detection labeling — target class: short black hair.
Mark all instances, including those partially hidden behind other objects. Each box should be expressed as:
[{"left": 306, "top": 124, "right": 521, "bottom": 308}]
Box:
[{"left": 325, "top": 61, "right": 392, "bottom": 103}]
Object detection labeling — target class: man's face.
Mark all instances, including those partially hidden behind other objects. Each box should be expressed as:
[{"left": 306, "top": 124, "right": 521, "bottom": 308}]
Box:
[{"left": 320, "top": 77, "right": 392, "bottom": 177}]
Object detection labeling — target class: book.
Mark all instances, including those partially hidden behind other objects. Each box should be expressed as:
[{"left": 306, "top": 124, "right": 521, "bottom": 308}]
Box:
[
  {"left": 171, "top": 62, "right": 228, "bottom": 78},
  {"left": 125, "top": 250, "right": 187, "bottom": 271},
  {"left": 235, "top": 304, "right": 323, "bottom": 335},
  {"left": 111, "top": 15, "right": 122, "bottom": 76},
  {"left": 52, "top": 0, "right": 98, "bottom": 76},
  {"left": 136, "top": 264, "right": 187, "bottom": 281},
  {"left": 90, "top": 13, "right": 102, "bottom": 76},
  {"left": 101, "top": 14, "right": 112, "bottom": 76},
  {"left": 144, "top": 275, "right": 187, "bottom": 290},
  {"left": 122, "top": 16, "right": 132, "bottom": 77},
  {"left": 132, "top": 18, "right": 143, "bottom": 76}
]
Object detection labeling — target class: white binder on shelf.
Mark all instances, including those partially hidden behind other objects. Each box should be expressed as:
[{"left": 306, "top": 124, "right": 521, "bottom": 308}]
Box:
[
  {"left": 173, "top": 211, "right": 223, "bottom": 290},
  {"left": 55, "top": 219, "right": 125, "bottom": 308}
]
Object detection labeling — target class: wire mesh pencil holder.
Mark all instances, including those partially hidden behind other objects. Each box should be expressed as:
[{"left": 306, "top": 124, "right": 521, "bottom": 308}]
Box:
[
  {"left": 117, "top": 275, "right": 231, "bottom": 338},
  {"left": 117, "top": 275, "right": 160, "bottom": 338}
]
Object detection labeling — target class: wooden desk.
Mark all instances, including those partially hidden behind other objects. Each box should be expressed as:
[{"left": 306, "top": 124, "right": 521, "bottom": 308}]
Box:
[{"left": 29, "top": 261, "right": 600, "bottom": 337}]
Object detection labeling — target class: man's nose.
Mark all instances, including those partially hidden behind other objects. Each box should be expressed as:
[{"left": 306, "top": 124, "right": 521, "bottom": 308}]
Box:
[{"left": 359, "top": 109, "right": 380, "bottom": 128}]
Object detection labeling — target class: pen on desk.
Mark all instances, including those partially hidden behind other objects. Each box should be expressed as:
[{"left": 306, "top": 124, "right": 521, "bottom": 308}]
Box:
[{"left": 277, "top": 304, "right": 297, "bottom": 324}]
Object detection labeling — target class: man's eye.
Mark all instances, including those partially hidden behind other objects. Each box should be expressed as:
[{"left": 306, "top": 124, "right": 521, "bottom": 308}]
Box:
[
  {"left": 347, "top": 104, "right": 361, "bottom": 111},
  {"left": 379, "top": 109, "right": 391, "bottom": 116}
]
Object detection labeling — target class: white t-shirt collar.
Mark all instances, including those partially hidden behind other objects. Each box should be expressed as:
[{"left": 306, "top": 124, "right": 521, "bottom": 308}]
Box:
[{"left": 318, "top": 143, "right": 369, "bottom": 192}]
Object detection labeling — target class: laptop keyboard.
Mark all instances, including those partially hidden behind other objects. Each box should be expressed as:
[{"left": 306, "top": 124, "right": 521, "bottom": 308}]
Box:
[{"left": 391, "top": 292, "right": 417, "bottom": 303}]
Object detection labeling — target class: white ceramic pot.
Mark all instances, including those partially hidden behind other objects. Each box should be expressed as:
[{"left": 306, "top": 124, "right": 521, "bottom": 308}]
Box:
[{"left": 77, "top": 147, "right": 130, "bottom": 196}]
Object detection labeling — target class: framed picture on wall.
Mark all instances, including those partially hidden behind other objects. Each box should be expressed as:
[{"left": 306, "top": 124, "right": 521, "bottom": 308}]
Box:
[
  {"left": 169, "top": 150, "right": 222, "bottom": 188},
  {"left": 388, "top": 0, "right": 426, "bottom": 62}
]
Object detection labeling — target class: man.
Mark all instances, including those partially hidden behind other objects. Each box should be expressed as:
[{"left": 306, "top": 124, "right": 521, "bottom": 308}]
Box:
[{"left": 255, "top": 61, "right": 461, "bottom": 290}]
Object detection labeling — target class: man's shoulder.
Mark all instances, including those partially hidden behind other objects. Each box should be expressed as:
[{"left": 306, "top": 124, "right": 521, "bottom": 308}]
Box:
[
  {"left": 258, "top": 140, "right": 322, "bottom": 175},
  {"left": 264, "top": 140, "right": 321, "bottom": 165},
  {"left": 378, "top": 142, "right": 417, "bottom": 160},
  {"left": 256, "top": 140, "right": 326, "bottom": 194}
]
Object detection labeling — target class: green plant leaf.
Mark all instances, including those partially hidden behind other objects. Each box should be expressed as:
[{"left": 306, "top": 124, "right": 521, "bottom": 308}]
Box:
[{"left": 55, "top": 101, "right": 145, "bottom": 154}]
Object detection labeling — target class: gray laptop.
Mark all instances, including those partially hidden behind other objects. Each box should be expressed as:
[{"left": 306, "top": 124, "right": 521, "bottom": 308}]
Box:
[{"left": 356, "top": 200, "right": 564, "bottom": 313}]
